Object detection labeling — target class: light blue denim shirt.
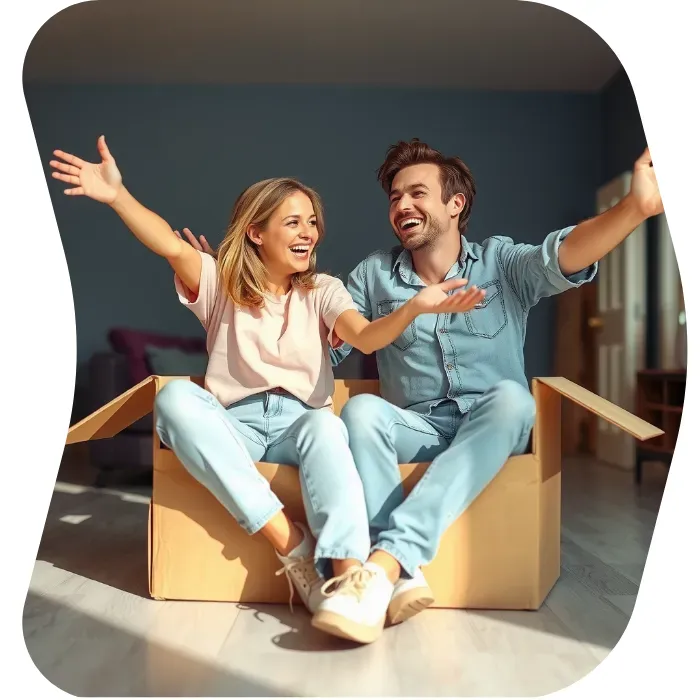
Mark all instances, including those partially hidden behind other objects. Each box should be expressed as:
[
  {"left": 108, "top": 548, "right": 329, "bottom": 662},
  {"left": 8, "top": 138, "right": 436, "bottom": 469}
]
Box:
[{"left": 330, "top": 227, "right": 597, "bottom": 416}]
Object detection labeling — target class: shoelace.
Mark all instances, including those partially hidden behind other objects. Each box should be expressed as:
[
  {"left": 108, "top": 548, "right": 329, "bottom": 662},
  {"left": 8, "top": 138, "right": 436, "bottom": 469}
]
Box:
[
  {"left": 275, "top": 555, "right": 321, "bottom": 614},
  {"left": 320, "top": 565, "right": 374, "bottom": 601}
]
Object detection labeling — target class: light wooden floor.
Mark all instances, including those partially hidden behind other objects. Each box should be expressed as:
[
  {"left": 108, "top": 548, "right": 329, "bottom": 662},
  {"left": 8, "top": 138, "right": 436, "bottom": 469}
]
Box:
[{"left": 24, "top": 452, "right": 667, "bottom": 697}]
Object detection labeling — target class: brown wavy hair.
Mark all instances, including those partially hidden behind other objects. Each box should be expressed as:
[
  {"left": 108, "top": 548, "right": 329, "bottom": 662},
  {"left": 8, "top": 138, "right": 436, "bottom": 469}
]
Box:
[
  {"left": 216, "top": 178, "right": 325, "bottom": 308},
  {"left": 377, "top": 138, "right": 477, "bottom": 233}
]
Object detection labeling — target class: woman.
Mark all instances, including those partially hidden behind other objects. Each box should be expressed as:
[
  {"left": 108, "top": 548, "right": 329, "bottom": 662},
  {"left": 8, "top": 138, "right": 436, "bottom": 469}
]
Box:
[{"left": 50, "top": 136, "right": 485, "bottom": 641}]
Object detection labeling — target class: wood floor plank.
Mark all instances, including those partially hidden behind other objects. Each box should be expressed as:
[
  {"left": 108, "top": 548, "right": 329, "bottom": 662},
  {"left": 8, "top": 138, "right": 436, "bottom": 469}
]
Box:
[
  {"left": 560, "top": 537, "right": 639, "bottom": 596},
  {"left": 543, "top": 570, "right": 632, "bottom": 662}
]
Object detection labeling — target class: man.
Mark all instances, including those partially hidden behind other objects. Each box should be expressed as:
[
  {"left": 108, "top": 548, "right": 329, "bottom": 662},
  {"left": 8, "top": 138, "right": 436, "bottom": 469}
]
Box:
[
  {"left": 310, "top": 138, "right": 663, "bottom": 643},
  {"left": 180, "top": 139, "right": 662, "bottom": 645}
]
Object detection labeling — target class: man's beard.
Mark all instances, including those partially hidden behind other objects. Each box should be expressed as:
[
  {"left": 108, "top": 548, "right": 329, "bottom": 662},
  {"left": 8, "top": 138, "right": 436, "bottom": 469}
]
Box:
[{"left": 394, "top": 214, "right": 444, "bottom": 251}]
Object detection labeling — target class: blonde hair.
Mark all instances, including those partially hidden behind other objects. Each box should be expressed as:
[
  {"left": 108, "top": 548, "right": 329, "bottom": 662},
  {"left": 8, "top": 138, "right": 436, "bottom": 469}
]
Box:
[{"left": 216, "top": 178, "right": 325, "bottom": 308}]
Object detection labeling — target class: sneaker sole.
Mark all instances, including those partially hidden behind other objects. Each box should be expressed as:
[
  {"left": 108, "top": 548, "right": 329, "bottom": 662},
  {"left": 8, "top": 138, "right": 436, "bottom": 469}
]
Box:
[
  {"left": 311, "top": 610, "right": 384, "bottom": 645},
  {"left": 387, "top": 586, "right": 435, "bottom": 625}
]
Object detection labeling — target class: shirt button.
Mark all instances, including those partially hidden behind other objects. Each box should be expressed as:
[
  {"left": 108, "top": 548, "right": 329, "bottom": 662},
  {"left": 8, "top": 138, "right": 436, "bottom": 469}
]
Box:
[
  {"left": 439, "top": 328, "right": 447, "bottom": 334},
  {"left": 446, "top": 363, "right": 454, "bottom": 370}
]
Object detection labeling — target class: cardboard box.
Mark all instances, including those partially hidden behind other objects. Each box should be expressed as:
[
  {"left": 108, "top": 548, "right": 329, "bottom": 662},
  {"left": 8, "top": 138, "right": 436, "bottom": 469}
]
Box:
[{"left": 66, "top": 375, "right": 662, "bottom": 610}]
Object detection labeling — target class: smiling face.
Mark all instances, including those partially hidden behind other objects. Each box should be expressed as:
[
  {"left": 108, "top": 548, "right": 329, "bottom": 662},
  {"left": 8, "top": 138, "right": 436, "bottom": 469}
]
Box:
[
  {"left": 389, "top": 163, "right": 463, "bottom": 251},
  {"left": 248, "top": 191, "right": 319, "bottom": 277}
]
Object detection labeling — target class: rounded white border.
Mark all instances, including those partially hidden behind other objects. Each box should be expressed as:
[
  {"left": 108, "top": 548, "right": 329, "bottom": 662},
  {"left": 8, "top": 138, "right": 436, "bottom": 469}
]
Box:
[{"left": 4, "top": 1, "right": 695, "bottom": 697}]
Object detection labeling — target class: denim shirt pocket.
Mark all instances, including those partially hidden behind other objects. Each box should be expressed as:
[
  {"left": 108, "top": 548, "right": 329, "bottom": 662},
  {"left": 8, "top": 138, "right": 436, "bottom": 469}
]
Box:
[
  {"left": 377, "top": 299, "right": 418, "bottom": 351},
  {"left": 464, "top": 280, "right": 508, "bottom": 339}
]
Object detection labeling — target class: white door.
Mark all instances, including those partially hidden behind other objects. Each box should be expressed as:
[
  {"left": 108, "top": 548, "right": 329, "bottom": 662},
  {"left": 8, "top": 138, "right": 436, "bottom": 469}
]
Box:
[
  {"left": 595, "top": 172, "right": 647, "bottom": 469},
  {"left": 657, "top": 212, "right": 684, "bottom": 369}
]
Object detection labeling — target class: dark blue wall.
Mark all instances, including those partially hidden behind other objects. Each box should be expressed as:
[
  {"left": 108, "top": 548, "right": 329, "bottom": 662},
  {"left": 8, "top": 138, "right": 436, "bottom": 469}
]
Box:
[
  {"left": 25, "top": 83, "right": 603, "bottom": 399},
  {"left": 601, "top": 69, "right": 647, "bottom": 183}
]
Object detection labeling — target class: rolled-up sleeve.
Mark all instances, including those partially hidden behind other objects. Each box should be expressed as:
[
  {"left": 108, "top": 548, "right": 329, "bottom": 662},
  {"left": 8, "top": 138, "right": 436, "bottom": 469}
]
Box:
[{"left": 497, "top": 226, "right": 598, "bottom": 309}]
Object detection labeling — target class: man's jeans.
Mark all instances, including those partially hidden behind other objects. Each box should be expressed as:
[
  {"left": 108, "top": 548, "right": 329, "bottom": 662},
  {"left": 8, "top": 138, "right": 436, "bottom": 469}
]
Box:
[{"left": 339, "top": 380, "right": 536, "bottom": 577}]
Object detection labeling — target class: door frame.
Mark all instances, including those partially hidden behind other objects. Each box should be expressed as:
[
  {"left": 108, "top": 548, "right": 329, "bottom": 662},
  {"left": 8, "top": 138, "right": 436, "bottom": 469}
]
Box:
[{"left": 594, "top": 172, "right": 648, "bottom": 469}]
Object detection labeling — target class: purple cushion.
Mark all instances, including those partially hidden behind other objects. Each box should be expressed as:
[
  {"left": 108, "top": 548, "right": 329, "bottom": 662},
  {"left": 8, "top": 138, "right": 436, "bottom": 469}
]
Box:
[{"left": 109, "top": 327, "right": 206, "bottom": 385}]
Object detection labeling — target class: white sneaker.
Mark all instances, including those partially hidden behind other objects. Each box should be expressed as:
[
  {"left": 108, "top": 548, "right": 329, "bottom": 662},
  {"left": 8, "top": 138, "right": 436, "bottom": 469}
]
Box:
[
  {"left": 387, "top": 569, "right": 435, "bottom": 625},
  {"left": 311, "top": 562, "right": 394, "bottom": 644},
  {"left": 275, "top": 522, "right": 325, "bottom": 614}
]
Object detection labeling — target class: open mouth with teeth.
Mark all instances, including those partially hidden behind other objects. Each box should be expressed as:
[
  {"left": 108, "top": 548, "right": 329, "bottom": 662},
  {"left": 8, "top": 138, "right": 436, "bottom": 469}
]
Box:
[
  {"left": 289, "top": 244, "right": 312, "bottom": 259},
  {"left": 398, "top": 217, "right": 424, "bottom": 233}
]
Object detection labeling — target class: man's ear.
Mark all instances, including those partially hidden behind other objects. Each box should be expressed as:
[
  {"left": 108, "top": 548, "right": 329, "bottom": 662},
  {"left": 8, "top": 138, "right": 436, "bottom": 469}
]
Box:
[
  {"left": 247, "top": 225, "right": 263, "bottom": 245},
  {"left": 450, "top": 193, "right": 466, "bottom": 219}
]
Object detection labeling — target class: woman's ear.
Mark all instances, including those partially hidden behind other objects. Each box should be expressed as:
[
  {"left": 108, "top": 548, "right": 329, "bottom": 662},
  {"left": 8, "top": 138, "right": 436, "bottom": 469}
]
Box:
[{"left": 246, "top": 225, "right": 263, "bottom": 246}]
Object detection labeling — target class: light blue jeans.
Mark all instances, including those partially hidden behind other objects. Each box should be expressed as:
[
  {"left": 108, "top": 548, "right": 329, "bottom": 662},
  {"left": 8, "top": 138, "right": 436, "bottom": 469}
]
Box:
[
  {"left": 154, "top": 380, "right": 370, "bottom": 576},
  {"left": 339, "top": 380, "right": 536, "bottom": 578}
]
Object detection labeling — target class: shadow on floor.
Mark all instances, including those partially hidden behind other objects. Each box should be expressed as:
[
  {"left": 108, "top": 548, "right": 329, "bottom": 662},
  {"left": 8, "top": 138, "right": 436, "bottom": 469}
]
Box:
[
  {"left": 33, "top": 457, "right": 667, "bottom": 659},
  {"left": 36, "top": 482, "right": 152, "bottom": 598},
  {"left": 23, "top": 592, "right": 292, "bottom": 697}
]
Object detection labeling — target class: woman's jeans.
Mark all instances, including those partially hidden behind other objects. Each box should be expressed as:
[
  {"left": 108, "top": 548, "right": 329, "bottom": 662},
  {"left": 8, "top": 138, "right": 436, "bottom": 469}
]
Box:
[{"left": 155, "top": 380, "right": 370, "bottom": 576}]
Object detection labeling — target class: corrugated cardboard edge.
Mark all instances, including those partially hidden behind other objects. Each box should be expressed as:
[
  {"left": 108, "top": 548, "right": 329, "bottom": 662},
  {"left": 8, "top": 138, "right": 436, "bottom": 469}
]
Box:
[
  {"left": 532, "top": 379, "right": 562, "bottom": 479},
  {"left": 531, "top": 379, "right": 562, "bottom": 608},
  {"left": 148, "top": 499, "right": 161, "bottom": 599},
  {"left": 535, "top": 376, "right": 663, "bottom": 440},
  {"left": 67, "top": 374, "right": 662, "bottom": 445},
  {"left": 150, "top": 376, "right": 166, "bottom": 600},
  {"left": 148, "top": 375, "right": 206, "bottom": 601},
  {"left": 66, "top": 375, "right": 157, "bottom": 444}
]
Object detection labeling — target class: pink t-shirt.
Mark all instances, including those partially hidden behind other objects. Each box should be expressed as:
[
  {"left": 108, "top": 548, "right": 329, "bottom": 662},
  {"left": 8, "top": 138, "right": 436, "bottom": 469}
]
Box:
[{"left": 174, "top": 251, "right": 356, "bottom": 410}]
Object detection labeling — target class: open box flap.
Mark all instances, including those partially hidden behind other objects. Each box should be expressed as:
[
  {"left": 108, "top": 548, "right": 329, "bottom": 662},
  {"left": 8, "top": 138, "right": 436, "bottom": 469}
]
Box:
[
  {"left": 66, "top": 376, "right": 157, "bottom": 445},
  {"left": 534, "top": 376, "right": 663, "bottom": 441}
]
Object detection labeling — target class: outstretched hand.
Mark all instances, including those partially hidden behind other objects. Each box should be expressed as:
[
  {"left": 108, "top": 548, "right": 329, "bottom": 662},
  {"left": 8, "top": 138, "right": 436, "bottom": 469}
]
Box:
[
  {"left": 174, "top": 227, "right": 217, "bottom": 258},
  {"left": 629, "top": 147, "right": 664, "bottom": 218},
  {"left": 412, "top": 279, "right": 486, "bottom": 315},
  {"left": 50, "top": 135, "right": 123, "bottom": 204}
]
